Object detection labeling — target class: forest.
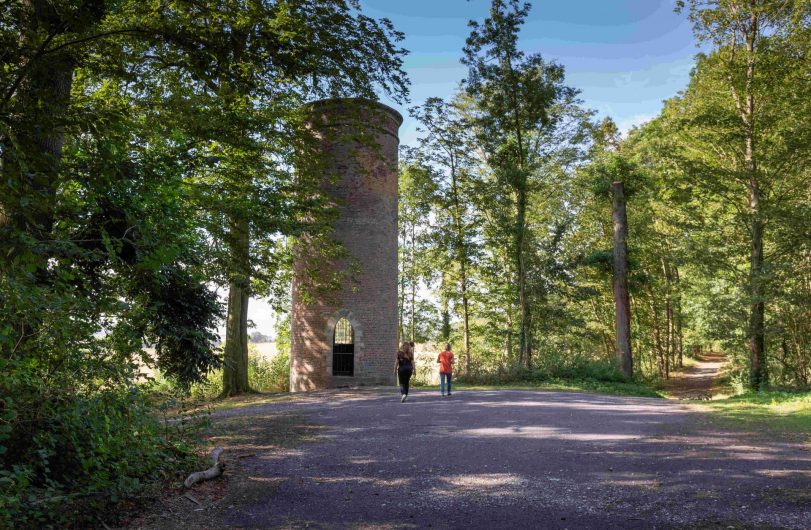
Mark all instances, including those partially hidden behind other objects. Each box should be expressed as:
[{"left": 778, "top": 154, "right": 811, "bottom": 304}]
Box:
[
  {"left": 398, "top": 0, "right": 811, "bottom": 393},
  {"left": 0, "top": 0, "right": 809, "bottom": 527}
]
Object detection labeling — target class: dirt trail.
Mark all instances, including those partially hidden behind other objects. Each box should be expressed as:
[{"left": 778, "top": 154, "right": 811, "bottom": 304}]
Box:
[{"left": 663, "top": 352, "right": 728, "bottom": 400}]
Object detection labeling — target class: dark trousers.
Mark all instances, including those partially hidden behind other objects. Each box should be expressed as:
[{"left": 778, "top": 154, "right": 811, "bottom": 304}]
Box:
[{"left": 398, "top": 369, "right": 412, "bottom": 395}]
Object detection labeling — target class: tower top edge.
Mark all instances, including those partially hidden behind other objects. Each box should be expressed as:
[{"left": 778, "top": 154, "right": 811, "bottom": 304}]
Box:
[{"left": 304, "top": 97, "right": 404, "bottom": 127}]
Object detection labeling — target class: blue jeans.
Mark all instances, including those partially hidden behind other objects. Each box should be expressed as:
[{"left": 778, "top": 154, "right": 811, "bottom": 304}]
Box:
[{"left": 440, "top": 372, "right": 452, "bottom": 395}]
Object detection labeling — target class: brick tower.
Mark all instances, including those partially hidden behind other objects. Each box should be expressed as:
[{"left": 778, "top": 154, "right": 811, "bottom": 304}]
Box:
[{"left": 290, "top": 98, "right": 402, "bottom": 392}]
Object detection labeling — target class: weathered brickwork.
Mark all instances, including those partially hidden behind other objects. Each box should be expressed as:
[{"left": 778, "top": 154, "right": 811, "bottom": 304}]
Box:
[{"left": 290, "top": 99, "right": 402, "bottom": 392}]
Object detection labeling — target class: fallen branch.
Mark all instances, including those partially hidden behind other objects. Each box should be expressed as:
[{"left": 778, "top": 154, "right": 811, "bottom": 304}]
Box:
[{"left": 184, "top": 447, "right": 225, "bottom": 489}]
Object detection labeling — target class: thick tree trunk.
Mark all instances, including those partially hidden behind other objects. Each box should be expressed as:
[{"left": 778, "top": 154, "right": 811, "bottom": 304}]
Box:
[
  {"left": 741, "top": 11, "right": 767, "bottom": 391},
  {"left": 745, "top": 106, "right": 766, "bottom": 390},
  {"left": 2, "top": 45, "right": 74, "bottom": 242},
  {"left": 0, "top": 4, "right": 77, "bottom": 354},
  {"left": 611, "top": 182, "right": 633, "bottom": 380},
  {"left": 462, "top": 282, "right": 471, "bottom": 376},
  {"left": 505, "top": 310, "right": 514, "bottom": 369},
  {"left": 222, "top": 217, "right": 251, "bottom": 396},
  {"left": 748, "top": 209, "right": 767, "bottom": 390}
]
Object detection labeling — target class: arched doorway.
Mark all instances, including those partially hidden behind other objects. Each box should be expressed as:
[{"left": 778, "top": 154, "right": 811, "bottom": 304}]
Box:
[{"left": 332, "top": 317, "right": 354, "bottom": 376}]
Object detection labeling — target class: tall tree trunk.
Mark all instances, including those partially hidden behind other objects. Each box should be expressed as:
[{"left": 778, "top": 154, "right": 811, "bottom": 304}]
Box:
[
  {"left": 611, "top": 181, "right": 633, "bottom": 380},
  {"left": 502, "top": 47, "right": 532, "bottom": 370},
  {"left": 516, "top": 184, "right": 530, "bottom": 368},
  {"left": 749, "top": 206, "right": 766, "bottom": 389},
  {"left": 461, "top": 278, "right": 471, "bottom": 376},
  {"left": 745, "top": 85, "right": 766, "bottom": 389},
  {"left": 398, "top": 223, "right": 406, "bottom": 344},
  {"left": 0, "top": 3, "right": 77, "bottom": 353},
  {"left": 674, "top": 266, "right": 684, "bottom": 368},
  {"left": 448, "top": 162, "right": 472, "bottom": 376},
  {"left": 410, "top": 220, "right": 416, "bottom": 343},
  {"left": 222, "top": 217, "right": 251, "bottom": 396},
  {"left": 440, "top": 272, "right": 451, "bottom": 343},
  {"left": 505, "top": 309, "right": 514, "bottom": 369},
  {"left": 648, "top": 292, "right": 666, "bottom": 380},
  {"left": 662, "top": 257, "right": 674, "bottom": 376},
  {"left": 738, "top": 10, "right": 767, "bottom": 391},
  {"left": 1, "top": 13, "right": 75, "bottom": 245}
]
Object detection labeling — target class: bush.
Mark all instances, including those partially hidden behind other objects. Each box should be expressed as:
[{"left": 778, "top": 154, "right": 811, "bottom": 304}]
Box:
[
  {"left": 185, "top": 345, "right": 290, "bottom": 400},
  {"left": 248, "top": 349, "right": 290, "bottom": 393},
  {"left": 461, "top": 352, "right": 628, "bottom": 386},
  {"left": 0, "top": 359, "right": 204, "bottom": 528}
]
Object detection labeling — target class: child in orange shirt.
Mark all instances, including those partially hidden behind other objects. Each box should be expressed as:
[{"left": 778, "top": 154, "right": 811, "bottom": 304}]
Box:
[{"left": 437, "top": 343, "right": 454, "bottom": 397}]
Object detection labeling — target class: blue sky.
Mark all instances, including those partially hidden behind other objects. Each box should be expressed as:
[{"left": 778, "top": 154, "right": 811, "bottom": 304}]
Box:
[
  {"left": 247, "top": 0, "right": 702, "bottom": 337},
  {"left": 366, "top": 0, "right": 700, "bottom": 145}
]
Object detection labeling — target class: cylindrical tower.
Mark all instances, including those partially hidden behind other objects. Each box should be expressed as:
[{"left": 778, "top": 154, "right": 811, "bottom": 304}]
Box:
[{"left": 290, "top": 98, "right": 402, "bottom": 392}]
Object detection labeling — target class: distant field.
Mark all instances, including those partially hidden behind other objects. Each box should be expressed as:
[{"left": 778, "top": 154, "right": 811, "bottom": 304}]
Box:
[{"left": 251, "top": 341, "right": 278, "bottom": 361}]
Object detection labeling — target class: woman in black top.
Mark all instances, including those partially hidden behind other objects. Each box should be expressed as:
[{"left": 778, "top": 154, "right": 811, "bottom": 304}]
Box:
[{"left": 395, "top": 342, "right": 415, "bottom": 402}]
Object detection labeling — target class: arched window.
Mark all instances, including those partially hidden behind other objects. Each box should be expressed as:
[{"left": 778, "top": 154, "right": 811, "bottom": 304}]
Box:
[{"left": 332, "top": 317, "right": 354, "bottom": 376}]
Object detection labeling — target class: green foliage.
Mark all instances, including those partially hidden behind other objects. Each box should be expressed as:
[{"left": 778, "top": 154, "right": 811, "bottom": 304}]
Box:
[
  {"left": 459, "top": 0, "right": 590, "bottom": 367},
  {"left": 0, "top": 359, "right": 204, "bottom": 528},
  {"left": 249, "top": 349, "right": 291, "bottom": 394},
  {"left": 187, "top": 346, "right": 291, "bottom": 401},
  {"left": 453, "top": 376, "right": 662, "bottom": 399},
  {"left": 1, "top": 0, "right": 411, "bottom": 525},
  {"left": 702, "top": 390, "right": 811, "bottom": 435},
  {"left": 400, "top": 0, "right": 810, "bottom": 392}
]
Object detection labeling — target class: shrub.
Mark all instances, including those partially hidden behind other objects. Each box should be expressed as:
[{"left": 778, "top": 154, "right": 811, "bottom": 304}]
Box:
[
  {"left": 249, "top": 349, "right": 290, "bottom": 393},
  {"left": 0, "top": 358, "right": 204, "bottom": 528},
  {"left": 460, "top": 352, "right": 628, "bottom": 386},
  {"left": 185, "top": 345, "right": 290, "bottom": 400}
]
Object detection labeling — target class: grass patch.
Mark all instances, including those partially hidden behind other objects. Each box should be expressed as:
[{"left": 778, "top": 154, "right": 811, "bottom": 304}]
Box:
[
  {"left": 201, "top": 392, "right": 299, "bottom": 413},
  {"left": 417, "top": 378, "right": 663, "bottom": 398},
  {"left": 698, "top": 390, "right": 811, "bottom": 436}
]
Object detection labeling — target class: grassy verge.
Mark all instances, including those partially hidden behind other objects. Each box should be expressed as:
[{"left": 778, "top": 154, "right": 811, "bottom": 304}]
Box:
[
  {"left": 416, "top": 378, "right": 663, "bottom": 398},
  {"left": 123, "top": 411, "right": 324, "bottom": 528},
  {"left": 697, "top": 390, "right": 811, "bottom": 436},
  {"left": 198, "top": 391, "right": 298, "bottom": 413}
]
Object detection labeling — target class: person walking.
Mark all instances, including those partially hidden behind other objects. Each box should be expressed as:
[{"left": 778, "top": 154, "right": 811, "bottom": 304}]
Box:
[
  {"left": 395, "top": 342, "right": 415, "bottom": 402},
  {"left": 437, "top": 343, "right": 454, "bottom": 397}
]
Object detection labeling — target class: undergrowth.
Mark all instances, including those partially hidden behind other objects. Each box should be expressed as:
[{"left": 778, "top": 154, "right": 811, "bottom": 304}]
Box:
[
  {"left": 150, "top": 346, "right": 290, "bottom": 402},
  {"left": 701, "top": 390, "right": 811, "bottom": 434},
  {"left": 0, "top": 359, "right": 207, "bottom": 529},
  {"left": 437, "top": 357, "right": 662, "bottom": 398}
]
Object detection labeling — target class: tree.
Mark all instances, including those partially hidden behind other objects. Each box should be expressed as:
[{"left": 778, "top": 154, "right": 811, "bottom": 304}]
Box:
[
  {"left": 674, "top": 0, "right": 811, "bottom": 389},
  {"left": 462, "top": 0, "right": 579, "bottom": 367},
  {"left": 410, "top": 97, "right": 479, "bottom": 374},
  {"left": 397, "top": 157, "right": 438, "bottom": 343},
  {"left": 612, "top": 181, "right": 633, "bottom": 380}
]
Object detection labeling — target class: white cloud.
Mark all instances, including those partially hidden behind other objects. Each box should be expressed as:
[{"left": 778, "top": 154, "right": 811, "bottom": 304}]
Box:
[{"left": 617, "top": 112, "right": 657, "bottom": 135}]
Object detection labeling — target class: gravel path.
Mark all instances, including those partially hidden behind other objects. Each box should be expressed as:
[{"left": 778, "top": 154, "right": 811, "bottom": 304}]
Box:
[
  {"left": 664, "top": 352, "right": 729, "bottom": 400},
  {"left": 178, "top": 388, "right": 811, "bottom": 529}
]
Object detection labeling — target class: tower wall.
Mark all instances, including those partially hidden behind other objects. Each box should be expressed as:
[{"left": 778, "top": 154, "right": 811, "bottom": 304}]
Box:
[{"left": 290, "top": 98, "right": 402, "bottom": 392}]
